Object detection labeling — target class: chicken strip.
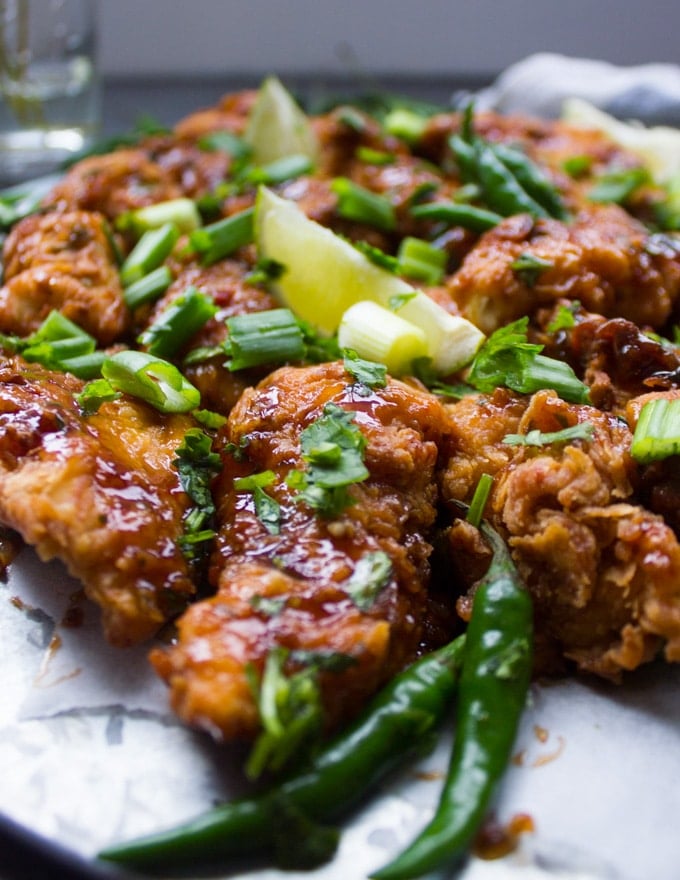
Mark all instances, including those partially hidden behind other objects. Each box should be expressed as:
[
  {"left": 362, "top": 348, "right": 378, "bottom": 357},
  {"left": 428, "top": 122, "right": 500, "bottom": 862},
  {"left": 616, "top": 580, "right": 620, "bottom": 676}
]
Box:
[
  {"left": 0, "top": 356, "right": 196, "bottom": 645},
  {"left": 446, "top": 205, "right": 680, "bottom": 334},
  {"left": 443, "top": 388, "right": 680, "bottom": 678},
  {"left": 0, "top": 210, "right": 129, "bottom": 345},
  {"left": 151, "top": 361, "right": 455, "bottom": 740}
]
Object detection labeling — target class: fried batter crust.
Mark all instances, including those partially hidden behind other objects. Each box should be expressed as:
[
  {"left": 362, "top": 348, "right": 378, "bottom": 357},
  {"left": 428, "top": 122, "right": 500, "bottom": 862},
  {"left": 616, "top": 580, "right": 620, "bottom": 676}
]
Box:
[
  {"left": 0, "top": 357, "right": 196, "bottom": 645},
  {"left": 444, "top": 388, "right": 680, "bottom": 678},
  {"left": 151, "top": 362, "right": 454, "bottom": 740},
  {"left": 0, "top": 211, "right": 129, "bottom": 344}
]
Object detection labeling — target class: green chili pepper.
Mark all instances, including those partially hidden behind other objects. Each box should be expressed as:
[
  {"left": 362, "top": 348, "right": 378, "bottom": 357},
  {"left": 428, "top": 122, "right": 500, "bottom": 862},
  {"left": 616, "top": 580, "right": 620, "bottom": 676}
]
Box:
[
  {"left": 98, "top": 634, "right": 466, "bottom": 871},
  {"left": 373, "top": 518, "right": 533, "bottom": 880},
  {"left": 474, "top": 140, "right": 549, "bottom": 219},
  {"left": 490, "top": 142, "right": 568, "bottom": 220}
]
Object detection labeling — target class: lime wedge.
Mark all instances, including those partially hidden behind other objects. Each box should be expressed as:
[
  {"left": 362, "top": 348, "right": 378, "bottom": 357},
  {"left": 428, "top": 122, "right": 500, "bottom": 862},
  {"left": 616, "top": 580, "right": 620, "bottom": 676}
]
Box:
[
  {"left": 562, "top": 97, "right": 680, "bottom": 184},
  {"left": 254, "top": 186, "right": 485, "bottom": 373},
  {"left": 245, "top": 76, "right": 319, "bottom": 165}
]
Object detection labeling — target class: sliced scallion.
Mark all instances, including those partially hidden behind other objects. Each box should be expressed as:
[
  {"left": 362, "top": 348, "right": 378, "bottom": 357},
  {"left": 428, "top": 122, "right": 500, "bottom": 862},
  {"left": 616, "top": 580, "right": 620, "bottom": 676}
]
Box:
[
  {"left": 189, "top": 207, "right": 254, "bottom": 265},
  {"left": 337, "top": 301, "right": 428, "bottom": 376},
  {"left": 138, "top": 287, "right": 218, "bottom": 360},
  {"left": 119, "top": 223, "right": 179, "bottom": 287},
  {"left": 466, "top": 473, "right": 494, "bottom": 528},
  {"left": 331, "top": 178, "right": 396, "bottom": 232},
  {"left": 410, "top": 200, "right": 502, "bottom": 232},
  {"left": 116, "top": 198, "right": 201, "bottom": 236},
  {"left": 397, "top": 237, "right": 447, "bottom": 284},
  {"left": 630, "top": 397, "right": 680, "bottom": 463},
  {"left": 123, "top": 265, "right": 173, "bottom": 310},
  {"left": 224, "top": 308, "right": 306, "bottom": 371},
  {"left": 101, "top": 350, "right": 201, "bottom": 413}
]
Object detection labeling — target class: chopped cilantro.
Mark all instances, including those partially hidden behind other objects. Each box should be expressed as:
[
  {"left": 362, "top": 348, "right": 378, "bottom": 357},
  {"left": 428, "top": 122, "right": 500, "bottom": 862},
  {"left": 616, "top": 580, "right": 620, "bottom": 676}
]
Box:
[
  {"left": 510, "top": 253, "right": 553, "bottom": 287},
  {"left": 343, "top": 349, "right": 388, "bottom": 389},
  {"left": 502, "top": 422, "right": 595, "bottom": 447},
  {"left": 344, "top": 551, "right": 392, "bottom": 610}
]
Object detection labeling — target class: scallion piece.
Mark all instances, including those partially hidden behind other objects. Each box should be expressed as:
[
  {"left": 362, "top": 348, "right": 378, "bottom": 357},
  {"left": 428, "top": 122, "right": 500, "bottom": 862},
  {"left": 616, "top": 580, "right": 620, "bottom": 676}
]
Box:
[
  {"left": 119, "top": 223, "right": 179, "bottom": 287},
  {"left": 101, "top": 350, "right": 201, "bottom": 413},
  {"left": 116, "top": 198, "right": 201, "bottom": 236},
  {"left": 242, "top": 154, "right": 314, "bottom": 186},
  {"left": 512, "top": 354, "right": 590, "bottom": 404},
  {"left": 410, "top": 200, "right": 502, "bottom": 232},
  {"left": 59, "top": 350, "right": 107, "bottom": 380},
  {"left": 397, "top": 237, "right": 447, "bottom": 284},
  {"left": 331, "top": 178, "right": 396, "bottom": 232},
  {"left": 138, "top": 287, "right": 218, "bottom": 360},
  {"left": 630, "top": 397, "right": 680, "bottom": 463},
  {"left": 189, "top": 207, "right": 254, "bottom": 265},
  {"left": 337, "top": 301, "right": 427, "bottom": 376},
  {"left": 224, "top": 308, "right": 306, "bottom": 371},
  {"left": 466, "top": 473, "right": 494, "bottom": 528},
  {"left": 123, "top": 265, "right": 173, "bottom": 310},
  {"left": 383, "top": 108, "right": 428, "bottom": 144}
]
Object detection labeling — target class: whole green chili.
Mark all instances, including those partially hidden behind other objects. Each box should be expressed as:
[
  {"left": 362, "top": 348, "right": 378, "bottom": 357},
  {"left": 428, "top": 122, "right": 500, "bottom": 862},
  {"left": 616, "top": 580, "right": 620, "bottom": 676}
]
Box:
[
  {"left": 490, "top": 142, "right": 567, "bottom": 220},
  {"left": 98, "top": 634, "right": 465, "bottom": 870},
  {"left": 373, "top": 518, "right": 533, "bottom": 880},
  {"left": 474, "top": 140, "right": 549, "bottom": 219}
]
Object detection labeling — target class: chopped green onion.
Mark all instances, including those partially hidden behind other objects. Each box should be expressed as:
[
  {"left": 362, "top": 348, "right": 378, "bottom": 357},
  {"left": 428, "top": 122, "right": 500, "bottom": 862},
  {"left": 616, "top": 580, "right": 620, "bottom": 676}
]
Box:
[
  {"left": 123, "top": 265, "right": 173, "bottom": 310},
  {"left": 59, "top": 350, "right": 107, "bottom": 380},
  {"left": 337, "top": 301, "right": 428, "bottom": 376},
  {"left": 397, "top": 236, "right": 447, "bottom": 284},
  {"left": 343, "top": 551, "right": 392, "bottom": 610},
  {"left": 410, "top": 200, "right": 503, "bottom": 232},
  {"left": 224, "top": 308, "right": 306, "bottom": 371},
  {"left": 119, "top": 223, "right": 179, "bottom": 287},
  {"left": 116, "top": 198, "right": 202, "bottom": 236},
  {"left": 192, "top": 408, "right": 227, "bottom": 430},
  {"left": 466, "top": 473, "right": 494, "bottom": 528},
  {"left": 331, "top": 178, "right": 396, "bottom": 232},
  {"left": 562, "top": 155, "right": 593, "bottom": 178},
  {"left": 513, "top": 354, "right": 590, "bottom": 403},
  {"left": 630, "top": 397, "right": 680, "bottom": 463},
  {"left": 383, "top": 108, "right": 428, "bottom": 144},
  {"left": 245, "top": 646, "right": 323, "bottom": 780},
  {"left": 101, "top": 350, "right": 201, "bottom": 413},
  {"left": 188, "top": 207, "right": 254, "bottom": 265},
  {"left": 356, "top": 146, "right": 396, "bottom": 165},
  {"left": 503, "top": 422, "right": 595, "bottom": 447},
  {"left": 138, "top": 287, "right": 218, "bottom": 360},
  {"left": 351, "top": 240, "right": 400, "bottom": 273},
  {"left": 242, "top": 154, "right": 314, "bottom": 186}
]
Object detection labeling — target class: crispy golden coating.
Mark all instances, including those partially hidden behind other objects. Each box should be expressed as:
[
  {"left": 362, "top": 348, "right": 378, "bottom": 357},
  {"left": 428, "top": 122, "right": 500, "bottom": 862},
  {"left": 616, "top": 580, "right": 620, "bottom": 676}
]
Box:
[
  {"left": 446, "top": 206, "right": 680, "bottom": 334},
  {"left": 0, "top": 357, "right": 196, "bottom": 645},
  {"left": 43, "top": 149, "right": 184, "bottom": 219},
  {"left": 443, "top": 388, "right": 680, "bottom": 678},
  {"left": 151, "top": 361, "right": 454, "bottom": 740},
  {"left": 0, "top": 211, "right": 129, "bottom": 344}
]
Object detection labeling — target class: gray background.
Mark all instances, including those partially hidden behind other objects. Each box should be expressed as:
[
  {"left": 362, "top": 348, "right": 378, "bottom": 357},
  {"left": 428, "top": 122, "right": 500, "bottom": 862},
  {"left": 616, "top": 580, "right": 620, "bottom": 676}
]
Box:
[{"left": 97, "top": 0, "right": 680, "bottom": 80}]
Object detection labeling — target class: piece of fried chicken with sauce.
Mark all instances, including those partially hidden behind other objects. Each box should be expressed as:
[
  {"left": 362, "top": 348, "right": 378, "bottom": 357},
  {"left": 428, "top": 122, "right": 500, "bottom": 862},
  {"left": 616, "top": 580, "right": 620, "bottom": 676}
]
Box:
[
  {"left": 151, "top": 361, "right": 455, "bottom": 741},
  {"left": 0, "top": 356, "right": 196, "bottom": 645},
  {"left": 443, "top": 388, "right": 680, "bottom": 679}
]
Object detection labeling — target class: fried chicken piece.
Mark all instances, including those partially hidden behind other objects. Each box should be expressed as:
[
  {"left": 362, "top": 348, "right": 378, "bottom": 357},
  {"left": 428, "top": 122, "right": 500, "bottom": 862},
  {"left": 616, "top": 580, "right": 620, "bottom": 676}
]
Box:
[
  {"left": 151, "top": 361, "right": 454, "bottom": 740},
  {"left": 43, "top": 149, "right": 183, "bottom": 219},
  {"left": 0, "top": 211, "right": 129, "bottom": 344},
  {"left": 443, "top": 388, "right": 680, "bottom": 678},
  {"left": 172, "top": 90, "right": 256, "bottom": 140},
  {"left": 0, "top": 357, "right": 196, "bottom": 645},
  {"left": 446, "top": 205, "right": 680, "bottom": 334}
]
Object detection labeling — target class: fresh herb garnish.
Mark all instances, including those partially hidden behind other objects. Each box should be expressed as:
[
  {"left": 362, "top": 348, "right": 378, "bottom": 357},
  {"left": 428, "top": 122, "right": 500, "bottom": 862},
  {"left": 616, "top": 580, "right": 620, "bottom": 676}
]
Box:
[
  {"left": 234, "top": 470, "right": 281, "bottom": 535},
  {"left": 510, "top": 253, "right": 553, "bottom": 287},
  {"left": 343, "top": 551, "right": 392, "bottom": 610},
  {"left": 343, "top": 349, "right": 388, "bottom": 389},
  {"left": 224, "top": 308, "right": 306, "bottom": 371},
  {"left": 466, "top": 473, "right": 494, "bottom": 528},
  {"left": 630, "top": 398, "right": 680, "bottom": 463},
  {"left": 546, "top": 302, "right": 580, "bottom": 333},
  {"left": 503, "top": 422, "right": 595, "bottom": 447},
  {"left": 588, "top": 166, "right": 649, "bottom": 205},
  {"left": 290, "top": 403, "right": 369, "bottom": 518},
  {"left": 173, "top": 428, "right": 222, "bottom": 558}
]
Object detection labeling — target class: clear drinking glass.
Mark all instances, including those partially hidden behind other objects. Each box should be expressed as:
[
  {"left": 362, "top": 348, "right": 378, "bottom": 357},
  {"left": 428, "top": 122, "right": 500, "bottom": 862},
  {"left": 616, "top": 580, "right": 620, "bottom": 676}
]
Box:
[{"left": 0, "top": 0, "right": 100, "bottom": 184}]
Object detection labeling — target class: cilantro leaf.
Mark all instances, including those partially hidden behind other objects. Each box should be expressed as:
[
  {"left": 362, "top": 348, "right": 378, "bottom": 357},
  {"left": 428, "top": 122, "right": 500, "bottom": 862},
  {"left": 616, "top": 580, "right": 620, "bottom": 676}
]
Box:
[
  {"left": 343, "top": 349, "right": 388, "bottom": 389},
  {"left": 344, "top": 551, "right": 392, "bottom": 610},
  {"left": 503, "top": 422, "right": 595, "bottom": 447}
]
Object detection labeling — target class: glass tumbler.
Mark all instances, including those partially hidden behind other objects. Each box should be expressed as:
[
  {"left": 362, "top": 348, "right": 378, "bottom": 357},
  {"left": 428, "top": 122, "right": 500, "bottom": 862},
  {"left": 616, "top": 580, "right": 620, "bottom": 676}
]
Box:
[{"left": 0, "top": 0, "right": 100, "bottom": 185}]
